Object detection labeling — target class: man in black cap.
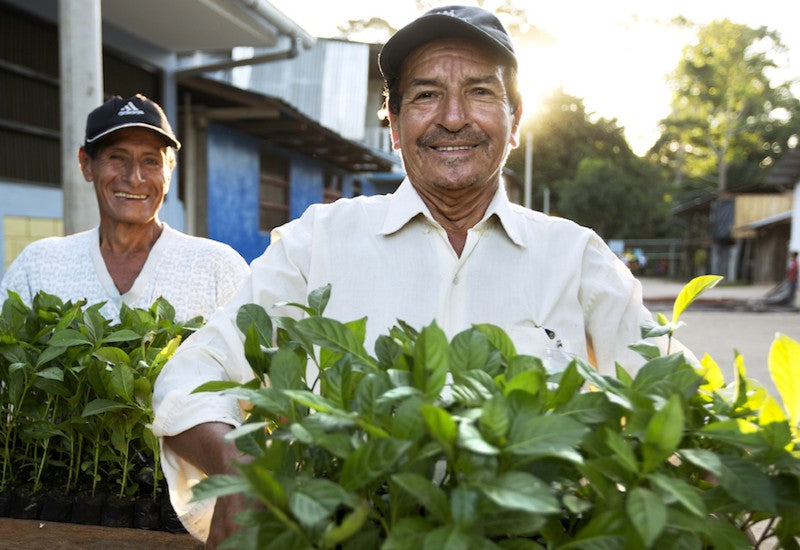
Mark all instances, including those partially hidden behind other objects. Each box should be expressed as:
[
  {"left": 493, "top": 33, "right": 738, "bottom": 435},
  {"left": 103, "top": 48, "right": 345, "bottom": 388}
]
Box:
[
  {"left": 154, "top": 6, "right": 671, "bottom": 547},
  {"left": 0, "top": 94, "right": 249, "bottom": 322}
]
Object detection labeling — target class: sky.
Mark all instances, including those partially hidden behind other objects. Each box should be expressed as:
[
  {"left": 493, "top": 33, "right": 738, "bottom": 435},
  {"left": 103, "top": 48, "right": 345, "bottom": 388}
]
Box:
[{"left": 269, "top": 0, "right": 800, "bottom": 156}]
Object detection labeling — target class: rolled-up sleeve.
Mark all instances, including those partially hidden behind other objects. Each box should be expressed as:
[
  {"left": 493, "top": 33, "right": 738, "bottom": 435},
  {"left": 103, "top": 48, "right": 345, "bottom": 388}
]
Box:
[{"left": 151, "top": 212, "right": 315, "bottom": 540}]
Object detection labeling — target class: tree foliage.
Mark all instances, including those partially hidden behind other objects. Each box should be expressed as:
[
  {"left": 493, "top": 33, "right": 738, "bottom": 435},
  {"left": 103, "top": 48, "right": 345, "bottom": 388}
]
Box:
[
  {"left": 556, "top": 157, "right": 673, "bottom": 239},
  {"left": 654, "top": 19, "right": 800, "bottom": 193},
  {"left": 506, "top": 90, "right": 674, "bottom": 238}
]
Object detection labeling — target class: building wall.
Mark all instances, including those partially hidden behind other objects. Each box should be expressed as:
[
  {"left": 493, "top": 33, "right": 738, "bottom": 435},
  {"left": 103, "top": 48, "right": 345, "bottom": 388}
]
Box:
[
  {"left": 752, "top": 224, "right": 791, "bottom": 283},
  {"left": 0, "top": 181, "right": 63, "bottom": 279},
  {"left": 204, "top": 122, "right": 398, "bottom": 265},
  {"left": 234, "top": 39, "right": 369, "bottom": 141},
  {"left": 207, "top": 124, "right": 266, "bottom": 263}
]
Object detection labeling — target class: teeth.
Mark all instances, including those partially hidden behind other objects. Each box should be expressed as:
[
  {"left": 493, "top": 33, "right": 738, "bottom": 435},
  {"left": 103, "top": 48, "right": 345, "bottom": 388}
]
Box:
[
  {"left": 436, "top": 146, "right": 472, "bottom": 151},
  {"left": 114, "top": 192, "right": 147, "bottom": 199}
]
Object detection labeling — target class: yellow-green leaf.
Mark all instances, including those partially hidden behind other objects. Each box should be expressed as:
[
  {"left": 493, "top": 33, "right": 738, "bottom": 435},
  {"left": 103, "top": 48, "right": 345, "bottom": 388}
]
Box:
[
  {"left": 758, "top": 396, "right": 787, "bottom": 426},
  {"left": 768, "top": 333, "right": 800, "bottom": 427},
  {"left": 672, "top": 275, "right": 723, "bottom": 324},
  {"left": 698, "top": 353, "right": 724, "bottom": 393}
]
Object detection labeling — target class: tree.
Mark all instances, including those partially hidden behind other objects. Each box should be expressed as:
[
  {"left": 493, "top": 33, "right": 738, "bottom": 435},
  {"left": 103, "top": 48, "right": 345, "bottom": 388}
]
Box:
[
  {"left": 655, "top": 19, "right": 800, "bottom": 193},
  {"left": 556, "top": 157, "right": 672, "bottom": 239}
]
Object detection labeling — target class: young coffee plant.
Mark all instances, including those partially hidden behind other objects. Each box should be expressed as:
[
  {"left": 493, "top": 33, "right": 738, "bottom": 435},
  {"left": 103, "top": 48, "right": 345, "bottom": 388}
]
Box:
[{"left": 192, "top": 278, "right": 800, "bottom": 549}]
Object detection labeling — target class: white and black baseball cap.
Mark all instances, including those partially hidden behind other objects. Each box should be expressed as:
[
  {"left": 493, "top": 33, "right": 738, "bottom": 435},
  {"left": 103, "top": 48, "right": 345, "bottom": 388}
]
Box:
[
  {"left": 378, "top": 5, "right": 517, "bottom": 82},
  {"left": 84, "top": 94, "right": 181, "bottom": 150}
]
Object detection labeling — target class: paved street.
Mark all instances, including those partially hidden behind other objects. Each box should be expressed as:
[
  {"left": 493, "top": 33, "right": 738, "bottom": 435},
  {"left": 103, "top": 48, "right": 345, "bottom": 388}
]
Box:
[{"left": 638, "top": 277, "right": 799, "bottom": 398}]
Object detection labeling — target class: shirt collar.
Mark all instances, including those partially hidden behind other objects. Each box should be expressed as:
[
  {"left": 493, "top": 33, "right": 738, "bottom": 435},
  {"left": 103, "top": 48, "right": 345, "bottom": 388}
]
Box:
[{"left": 379, "top": 177, "right": 526, "bottom": 248}]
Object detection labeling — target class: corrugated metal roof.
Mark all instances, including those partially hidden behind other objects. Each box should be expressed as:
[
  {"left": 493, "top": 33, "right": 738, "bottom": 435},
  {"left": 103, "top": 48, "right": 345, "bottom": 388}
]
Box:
[{"left": 180, "top": 75, "right": 397, "bottom": 173}]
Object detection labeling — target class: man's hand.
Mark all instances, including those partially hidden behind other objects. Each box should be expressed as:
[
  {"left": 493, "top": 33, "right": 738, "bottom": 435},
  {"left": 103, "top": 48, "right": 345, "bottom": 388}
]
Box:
[
  {"left": 205, "top": 492, "right": 252, "bottom": 549},
  {"left": 164, "top": 422, "right": 251, "bottom": 547}
]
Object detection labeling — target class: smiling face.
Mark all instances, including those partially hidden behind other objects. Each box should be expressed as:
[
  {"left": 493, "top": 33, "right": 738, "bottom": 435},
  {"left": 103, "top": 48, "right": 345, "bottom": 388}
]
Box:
[
  {"left": 389, "top": 38, "right": 521, "bottom": 194},
  {"left": 79, "top": 128, "right": 175, "bottom": 228}
]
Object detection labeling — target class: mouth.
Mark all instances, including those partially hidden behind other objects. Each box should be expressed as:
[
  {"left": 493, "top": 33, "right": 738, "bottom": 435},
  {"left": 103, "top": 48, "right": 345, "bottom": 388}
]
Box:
[
  {"left": 114, "top": 192, "right": 148, "bottom": 200},
  {"left": 431, "top": 145, "right": 476, "bottom": 152}
]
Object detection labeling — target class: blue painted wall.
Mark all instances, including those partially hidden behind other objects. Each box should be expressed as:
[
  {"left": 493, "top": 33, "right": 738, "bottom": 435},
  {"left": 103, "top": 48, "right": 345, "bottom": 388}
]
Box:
[
  {"left": 206, "top": 123, "right": 400, "bottom": 264},
  {"left": 207, "top": 124, "right": 266, "bottom": 263},
  {"left": 288, "top": 160, "right": 324, "bottom": 220}
]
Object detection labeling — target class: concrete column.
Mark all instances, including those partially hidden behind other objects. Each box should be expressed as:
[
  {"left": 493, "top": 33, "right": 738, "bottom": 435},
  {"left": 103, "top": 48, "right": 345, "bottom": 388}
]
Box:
[{"left": 59, "top": 0, "right": 102, "bottom": 234}]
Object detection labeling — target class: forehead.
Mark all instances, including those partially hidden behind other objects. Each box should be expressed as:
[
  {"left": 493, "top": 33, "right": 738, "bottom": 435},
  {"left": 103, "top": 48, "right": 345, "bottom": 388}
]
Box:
[
  {"left": 97, "top": 128, "right": 169, "bottom": 153},
  {"left": 399, "top": 38, "right": 506, "bottom": 83}
]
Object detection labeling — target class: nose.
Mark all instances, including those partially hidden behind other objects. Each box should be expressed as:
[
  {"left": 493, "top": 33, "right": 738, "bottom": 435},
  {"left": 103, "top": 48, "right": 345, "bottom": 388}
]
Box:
[
  {"left": 437, "top": 92, "right": 468, "bottom": 132},
  {"left": 122, "top": 158, "right": 146, "bottom": 184}
]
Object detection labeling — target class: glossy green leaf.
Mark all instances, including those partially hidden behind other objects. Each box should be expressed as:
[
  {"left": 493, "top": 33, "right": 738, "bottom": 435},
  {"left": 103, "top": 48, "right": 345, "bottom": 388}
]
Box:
[
  {"left": 35, "top": 344, "right": 67, "bottom": 366},
  {"left": 322, "top": 501, "right": 369, "bottom": 548},
  {"left": 478, "top": 471, "right": 560, "bottom": 514},
  {"left": 647, "top": 473, "right": 706, "bottom": 517},
  {"left": 296, "top": 316, "right": 375, "bottom": 368},
  {"left": 642, "top": 394, "right": 684, "bottom": 472},
  {"left": 504, "top": 369, "right": 543, "bottom": 396},
  {"left": 473, "top": 323, "right": 517, "bottom": 362},
  {"left": 413, "top": 322, "right": 449, "bottom": 397},
  {"left": 506, "top": 414, "right": 587, "bottom": 462},
  {"left": 423, "top": 525, "right": 471, "bottom": 550},
  {"left": 35, "top": 366, "right": 64, "bottom": 382},
  {"left": 190, "top": 474, "right": 252, "bottom": 502},
  {"left": 457, "top": 421, "right": 499, "bottom": 455},
  {"left": 82, "top": 398, "right": 131, "bottom": 417},
  {"left": 449, "top": 328, "right": 490, "bottom": 374},
  {"left": 679, "top": 449, "right": 776, "bottom": 513},
  {"left": 339, "top": 438, "right": 411, "bottom": 491},
  {"left": 109, "top": 362, "right": 134, "bottom": 402},
  {"left": 383, "top": 518, "right": 434, "bottom": 550},
  {"left": 93, "top": 346, "right": 131, "bottom": 367},
  {"left": 479, "top": 397, "right": 510, "bottom": 442},
  {"left": 236, "top": 303, "right": 273, "bottom": 345},
  {"left": 602, "top": 428, "right": 638, "bottom": 475},
  {"left": 626, "top": 487, "right": 667, "bottom": 547},
  {"left": 421, "top": 404, "right": 457, "bottom": 458},
  {"left": 102, "top": 329, "right": 141, "bottom": 343},
  {"left": 48, "top": 328, "right": 92, "bottom": 347},
  {"left": 392, "top": 472, "right": 449, "bottom": 522},
  {"left": 307, "top": 284, "right": 331, "bottom": 316}
]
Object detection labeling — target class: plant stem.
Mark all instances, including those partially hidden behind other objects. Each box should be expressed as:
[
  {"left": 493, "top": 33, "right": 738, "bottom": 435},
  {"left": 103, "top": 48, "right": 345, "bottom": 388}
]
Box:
[{"left": 91, "top": 434, "right": 100, "bottom": 497}]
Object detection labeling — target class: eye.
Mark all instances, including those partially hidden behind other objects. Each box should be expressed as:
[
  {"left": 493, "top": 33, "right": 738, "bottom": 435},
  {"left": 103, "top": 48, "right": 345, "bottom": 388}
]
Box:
[
  {"left": 412, "top": 90, "right": 437, "bottom": 101},
  {"left": 471, "top": 87, "right": 495, "bottom": 97}
]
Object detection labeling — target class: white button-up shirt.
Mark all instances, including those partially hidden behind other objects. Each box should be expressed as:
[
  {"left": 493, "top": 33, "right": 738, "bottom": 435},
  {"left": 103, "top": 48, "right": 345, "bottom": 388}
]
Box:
[{"left": 152, "top": 178, "right": 658, "bottom": 539}]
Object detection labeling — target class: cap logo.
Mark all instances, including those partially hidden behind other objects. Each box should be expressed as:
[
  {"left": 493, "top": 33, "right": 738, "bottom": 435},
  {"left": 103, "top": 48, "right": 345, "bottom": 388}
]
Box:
[{"left": 117, "top": 101, "right": 145, "bottom": 116}]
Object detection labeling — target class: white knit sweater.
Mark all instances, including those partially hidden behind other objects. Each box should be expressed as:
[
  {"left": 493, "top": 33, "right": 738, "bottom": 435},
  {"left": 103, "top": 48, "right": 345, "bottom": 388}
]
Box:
[{"left": 0, "top": 223, "right": 250, "bottom": 322}]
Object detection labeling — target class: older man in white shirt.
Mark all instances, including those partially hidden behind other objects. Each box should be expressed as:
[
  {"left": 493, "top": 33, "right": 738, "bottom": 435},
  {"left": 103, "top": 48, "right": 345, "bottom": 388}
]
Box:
[{"left": 152, "top": 6, "right": 662, "bottom": 546}]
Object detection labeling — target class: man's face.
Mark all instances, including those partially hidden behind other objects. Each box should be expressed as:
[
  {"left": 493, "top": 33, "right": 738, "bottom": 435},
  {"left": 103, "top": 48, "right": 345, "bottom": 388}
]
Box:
[
  {"left": 389, "top": 38, "right": 521, "bottom": 193},
  {"left": 80, "top": 128, "right": 174, "bottom": 227}
]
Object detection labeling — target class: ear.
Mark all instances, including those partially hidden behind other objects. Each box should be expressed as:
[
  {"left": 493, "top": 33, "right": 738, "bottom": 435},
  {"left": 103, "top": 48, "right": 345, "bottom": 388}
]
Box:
[
  {"left": 508, "top": 100, "right": 523, "bottom": 149},
  {"left": 388, "top": 111, "right": 401, "bottom": 151},
  {"left": 78, "top": 148, "right": 94, "bottom": 182}
]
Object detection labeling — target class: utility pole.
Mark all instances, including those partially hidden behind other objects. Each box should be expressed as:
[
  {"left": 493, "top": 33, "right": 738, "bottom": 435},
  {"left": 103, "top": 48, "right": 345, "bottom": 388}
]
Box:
[
  {"left": 59, "top": 0, "right": 102, "bottom": 233},
  {"left": 523, "top": 130, "right": 533, "bottom": 209}
]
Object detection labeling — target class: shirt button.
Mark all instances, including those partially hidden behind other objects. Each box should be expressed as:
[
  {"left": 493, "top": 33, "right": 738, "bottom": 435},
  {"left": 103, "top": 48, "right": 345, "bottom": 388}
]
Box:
[{"left": 453, "top": 275, "right": 460, "bottom": 284}]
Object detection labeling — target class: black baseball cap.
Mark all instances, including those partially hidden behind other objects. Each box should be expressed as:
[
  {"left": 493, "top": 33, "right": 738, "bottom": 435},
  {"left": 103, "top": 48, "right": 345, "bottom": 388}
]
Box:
[
  {"left": 84, "top": 94, "right": 181, "bottom": 150},
  {"left": 378, "top": 5, "right": 517, "bottom": 82}
]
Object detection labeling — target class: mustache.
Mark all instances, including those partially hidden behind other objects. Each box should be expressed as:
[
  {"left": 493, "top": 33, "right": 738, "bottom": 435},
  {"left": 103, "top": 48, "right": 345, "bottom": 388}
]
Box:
[{"left": 418, "top": 128, "right": 488, "bottom": 147}]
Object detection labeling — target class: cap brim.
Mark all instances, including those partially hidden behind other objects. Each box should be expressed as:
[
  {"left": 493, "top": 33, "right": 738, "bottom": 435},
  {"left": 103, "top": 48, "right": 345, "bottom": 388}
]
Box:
[
  {"left": 379, "top": 14, "right": 516, "bottom": 81},
  {"left": 86, "top": 122, "right": 181, "bottom": 150}
]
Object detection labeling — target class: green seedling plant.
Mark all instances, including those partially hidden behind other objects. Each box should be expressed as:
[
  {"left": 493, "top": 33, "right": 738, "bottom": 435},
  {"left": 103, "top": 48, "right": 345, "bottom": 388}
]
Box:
[
  {"left": 0, "top": 291, "right": 200, "bottom": 502},
  {"left": 191, "top": 276, "right": 800, "bottom": 549}
]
